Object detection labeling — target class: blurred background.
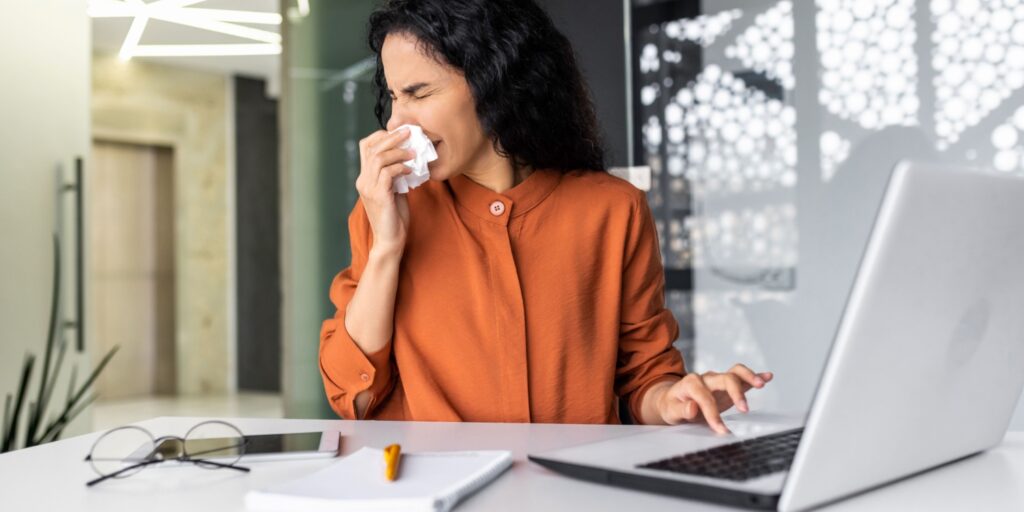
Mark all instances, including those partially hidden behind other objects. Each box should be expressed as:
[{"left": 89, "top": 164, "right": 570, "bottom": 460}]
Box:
[{"left": 2, "top": 0, "right": 1022, "bottom": 442}]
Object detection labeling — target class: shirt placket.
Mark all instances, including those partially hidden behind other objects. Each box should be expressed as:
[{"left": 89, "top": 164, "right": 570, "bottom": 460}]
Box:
[{"left": 483, "top": 197, "right": 531, "bottom": 422}]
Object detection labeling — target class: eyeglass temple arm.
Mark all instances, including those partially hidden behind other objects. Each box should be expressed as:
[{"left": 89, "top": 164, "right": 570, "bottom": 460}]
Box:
[
  {"left": 187, "top": 458, "right": 251, "bottom": 472},
  {"left": 85, "top": 457, "right": 248, "bottom": 487},
  {"left": 85, "top": 459, "right": 163, "bottom": 487}
]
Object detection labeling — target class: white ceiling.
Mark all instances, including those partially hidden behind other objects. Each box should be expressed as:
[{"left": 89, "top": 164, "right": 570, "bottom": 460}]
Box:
[{"left": 91, "top": 0, "right": 282, "bottom": 86}]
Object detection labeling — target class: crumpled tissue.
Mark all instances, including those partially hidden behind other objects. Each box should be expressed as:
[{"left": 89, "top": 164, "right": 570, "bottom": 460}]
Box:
[{"left": 390, "top": 124, "right": 437, "bottom": 194}]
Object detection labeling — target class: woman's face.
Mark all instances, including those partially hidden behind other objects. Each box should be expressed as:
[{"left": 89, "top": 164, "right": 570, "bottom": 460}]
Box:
[{"left": 382, "top": 32, "right": 491, "bottom": 182}]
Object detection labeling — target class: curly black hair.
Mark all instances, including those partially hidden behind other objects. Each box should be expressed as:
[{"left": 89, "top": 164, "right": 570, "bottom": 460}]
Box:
[{"left": 368, "top": 0, "right": 607, "bottom": 172}]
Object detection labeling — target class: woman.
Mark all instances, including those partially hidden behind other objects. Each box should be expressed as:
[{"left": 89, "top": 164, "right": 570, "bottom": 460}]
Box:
[{"left": 319, "top": 0, "right": 772, "bottom": 433}]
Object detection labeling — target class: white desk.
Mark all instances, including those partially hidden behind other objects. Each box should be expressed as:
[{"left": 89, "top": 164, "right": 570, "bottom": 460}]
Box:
[{"left": 1, "top": 415, "right": 1022, "bottom": 511}]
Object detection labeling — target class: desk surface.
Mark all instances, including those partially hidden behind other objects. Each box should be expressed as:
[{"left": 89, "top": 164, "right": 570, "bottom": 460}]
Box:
[{"left": 1, "top": 415, "right": 1022, "bottom": 511}]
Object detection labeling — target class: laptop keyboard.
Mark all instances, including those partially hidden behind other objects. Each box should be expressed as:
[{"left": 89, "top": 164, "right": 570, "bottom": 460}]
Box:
[{"left": 637, "top": 427, "right": 804, "bottom": 482}]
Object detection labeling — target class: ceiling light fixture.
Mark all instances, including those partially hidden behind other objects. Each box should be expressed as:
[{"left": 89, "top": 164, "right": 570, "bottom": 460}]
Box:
[
  {"left": 130, "top": 43, "right": 282, "bottom": 57},
  {"left": 88, "top": 0, "right": 282, "bottom": 60}
]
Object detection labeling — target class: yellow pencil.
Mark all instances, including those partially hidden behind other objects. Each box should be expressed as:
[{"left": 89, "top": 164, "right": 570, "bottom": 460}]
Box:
[{"left": 384, "top": 444, "right": 401, "bottom": 481}]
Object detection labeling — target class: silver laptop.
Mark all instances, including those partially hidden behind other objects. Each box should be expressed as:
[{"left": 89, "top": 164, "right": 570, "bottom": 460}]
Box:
[{"left": 529, "top": 161, "right": 1024, "bottom": 511}]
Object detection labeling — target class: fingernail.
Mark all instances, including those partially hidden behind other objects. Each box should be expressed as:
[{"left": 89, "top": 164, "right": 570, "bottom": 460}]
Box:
[
  {"left": 755, "top": 378, "right": 764, "bottom": 386},
  {"left": 740, "top": 400, "right": 749, "bottom": 412}
]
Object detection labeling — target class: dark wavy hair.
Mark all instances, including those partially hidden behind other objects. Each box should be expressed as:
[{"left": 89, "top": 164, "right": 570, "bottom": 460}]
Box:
[{"left": 368, "top": 0, "right": 607, "bottom": 172}]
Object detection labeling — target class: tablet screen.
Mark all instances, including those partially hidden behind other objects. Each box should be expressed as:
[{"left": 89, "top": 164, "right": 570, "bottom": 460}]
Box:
[{"left": 178, "top": 431, "right": 329, "bottom": 459}]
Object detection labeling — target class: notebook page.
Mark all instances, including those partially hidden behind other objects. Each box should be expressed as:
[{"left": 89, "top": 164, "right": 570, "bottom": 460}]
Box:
[{"left": 246, "top": 447, "right": 512, "bottom": 512}]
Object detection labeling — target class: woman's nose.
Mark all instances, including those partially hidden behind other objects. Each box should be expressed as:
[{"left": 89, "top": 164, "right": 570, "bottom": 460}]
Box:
[
  {"left": 386, "top": 103, "right": 414, "bottom": 132},
  {"left": 386, "top": 116, "right": 412, "bottom": 132}
]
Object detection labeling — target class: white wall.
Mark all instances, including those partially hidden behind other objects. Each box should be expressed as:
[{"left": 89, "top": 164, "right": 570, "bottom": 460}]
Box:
[{"left": 0, "top": 0, "right": 92, "bottom": 440}]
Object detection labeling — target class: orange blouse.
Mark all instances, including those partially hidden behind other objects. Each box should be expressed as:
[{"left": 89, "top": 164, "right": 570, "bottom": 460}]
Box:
[{"left": 319, "top": 168, "right": 687, "bottom": 424}]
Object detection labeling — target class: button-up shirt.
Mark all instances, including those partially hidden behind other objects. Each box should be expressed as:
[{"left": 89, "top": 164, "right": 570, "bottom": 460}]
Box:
[{"left": 319, "top": 168, "right": 686, "bottom": 424}]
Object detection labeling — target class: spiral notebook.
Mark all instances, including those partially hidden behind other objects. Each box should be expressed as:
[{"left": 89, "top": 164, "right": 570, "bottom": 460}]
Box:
[{"left": 245, "top": 447, "right": 513, "bottom": 512}]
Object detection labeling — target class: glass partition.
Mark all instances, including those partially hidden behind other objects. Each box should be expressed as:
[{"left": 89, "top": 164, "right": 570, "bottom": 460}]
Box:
[
  {"left": 629, "top": 0, "right": 1024, "bottom": 421},
  {"left": 281, "top": 0, "right": 381, "bottom": 418}
]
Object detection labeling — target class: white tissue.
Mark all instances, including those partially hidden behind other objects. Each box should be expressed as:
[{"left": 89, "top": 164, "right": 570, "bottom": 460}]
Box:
[{"left": 390, "top": 124, "right": 437, "bottom": 194}]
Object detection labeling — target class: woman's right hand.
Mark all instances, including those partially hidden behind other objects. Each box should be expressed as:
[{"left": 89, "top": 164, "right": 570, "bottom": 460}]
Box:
[{"left": 356, "top": 127, "right": 416, "bottom": 255}]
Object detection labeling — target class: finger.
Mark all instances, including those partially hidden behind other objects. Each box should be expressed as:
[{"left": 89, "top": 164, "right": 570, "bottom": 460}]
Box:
[
  {"left": 376, "top": 147, "right": 417, "bottom": 169},
  {"left": 359, "top": 130, "right": 389, "bottom": 158},
  {"left": 723, "top": 375, "right": 749, "bottom": 413},
  {"left": 661, "top": 397, "right": 700, "bottom": 425},
  {"left": 363, "top": 129, "right": 390, "bottom": 146},
  {"left": 371, "top": 163, "right": 411, "bottom": 198},
  {"left": 363, "top": 148, "right": 414, "bottom": 189},
  {"left": 703, "top": 373, "right": 747, "bottom": 413},
  {"left": 371, "top": 126, "right": 412, "bottom": 154},
  {"left": 728, "top": 364, "right": 767, "bottom": 389},
  {"left": 680, "top": 376, "right": 729, "bottom": 434},
  {"left": 377, "top": 162, "right": 413, "bottom": 190}
]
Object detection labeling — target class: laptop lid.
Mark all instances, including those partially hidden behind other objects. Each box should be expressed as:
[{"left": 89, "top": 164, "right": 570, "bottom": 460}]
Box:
[{"left": 779, "top": 161, "right": 1024, "bottom": 511}]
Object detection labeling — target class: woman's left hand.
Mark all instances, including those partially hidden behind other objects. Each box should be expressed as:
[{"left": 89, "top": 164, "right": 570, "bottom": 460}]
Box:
[{"left": 656, "top": 364, "right": 773, "bottom": 434}]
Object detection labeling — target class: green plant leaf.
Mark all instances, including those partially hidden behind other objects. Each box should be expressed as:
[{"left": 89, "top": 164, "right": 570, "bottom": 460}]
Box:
[
  {"left": 38, "top": 345, "right": 119, "bottom": 443},
  {"left": 27, "top": 235, "right": 62, "bottom": 445},
  {"left": 27, "top": 337, "right": 69, "bottom": 447},
  {"left": 25, "top": 401, "right": 37, "bottom": 448},
  {"left": 69, "top": 345, "right": 119, "bottom": 410},
  {"left": 2, "top": 355, "right": 35, "bottom": 452},
  {"left": 45, "top": 393, "right": 98, "bottom": 444},
  {"left": 2, "top": 394, "right": 11, "bottom": 448},
  {"left": 40, "top": 338, "right": 68, "bottom": 427},
  {"left": 66, "top": 365, "right": 77, "bottom": 410}
]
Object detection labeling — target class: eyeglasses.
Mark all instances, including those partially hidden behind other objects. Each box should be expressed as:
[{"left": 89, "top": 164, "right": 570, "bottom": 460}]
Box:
[{"left": 83, "top": 420, "right": 250, "bottom": 487}]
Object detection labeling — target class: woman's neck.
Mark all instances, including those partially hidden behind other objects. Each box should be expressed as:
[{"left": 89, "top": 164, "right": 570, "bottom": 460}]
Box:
[{"left": 463, "top": 155, "right": 533, "bottom": 194}]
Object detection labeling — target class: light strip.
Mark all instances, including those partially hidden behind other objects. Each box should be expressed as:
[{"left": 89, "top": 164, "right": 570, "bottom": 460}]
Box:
[
  {"left": 129, "top": 43, "right": 282, "bottom": 57},
  {"left": 118, "top": 1, "right": 149, "bottom": 60},
  {"left": 149, "top": 0, "right": 206, "bottom": 8},
  {"left": 89, "top": 0, "right": 283, "bottom": 59},
  {"left": 148, "top": 11, "right": 281, "bottom": 43},
  {"left": 176, "top": 8, "right": 282, "bottom": 24},
  {"left": 297, "top": 0, "right": 310, "bottom": 17},
  {"left": 89, "top": 4, "right": 282, "bottom": 25}
]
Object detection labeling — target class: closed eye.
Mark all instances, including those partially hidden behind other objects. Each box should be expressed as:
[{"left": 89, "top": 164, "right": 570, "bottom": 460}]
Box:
[
  {"left": 388, "top": 82, "right": 432, "bottom": 101},
  {"left": 388, "top": 94, "right": 430, "bottom": 103}
]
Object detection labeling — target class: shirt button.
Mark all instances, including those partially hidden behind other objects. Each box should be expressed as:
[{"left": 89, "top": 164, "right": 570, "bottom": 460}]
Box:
[
  {"left": 360, "top": 372, "right": 370, "bottom": 382},
  {"left": 489, "top": 200, "right": 506, "bottom": 216}
]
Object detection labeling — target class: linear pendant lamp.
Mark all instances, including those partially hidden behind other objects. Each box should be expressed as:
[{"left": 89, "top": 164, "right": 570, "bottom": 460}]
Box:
[{"left": 87, "top": 0, "right": 284, "bottom": 60}]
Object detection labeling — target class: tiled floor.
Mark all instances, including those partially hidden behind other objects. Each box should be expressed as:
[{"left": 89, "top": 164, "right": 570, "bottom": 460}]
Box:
[{"left": 91, "top": 392, "right": 284, "bottom": 432}]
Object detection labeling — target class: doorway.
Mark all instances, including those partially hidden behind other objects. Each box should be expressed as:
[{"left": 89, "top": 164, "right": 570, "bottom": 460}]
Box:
[{"left": 89, "top": 140, "right": 176, "bottom": 399}]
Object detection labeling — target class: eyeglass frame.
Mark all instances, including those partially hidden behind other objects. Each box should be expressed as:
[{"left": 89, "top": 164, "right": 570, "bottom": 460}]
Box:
[{"left": 83, "top": 420, "right": 251, "bottom": 487}]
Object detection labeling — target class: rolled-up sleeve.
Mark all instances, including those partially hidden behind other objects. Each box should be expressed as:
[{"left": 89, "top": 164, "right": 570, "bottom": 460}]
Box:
[
  {"left": 615, "top": 190, "right": 687, "bottom": 424},
  {"left": 319, "top": 199, "right": 396, "bottom": 419}
]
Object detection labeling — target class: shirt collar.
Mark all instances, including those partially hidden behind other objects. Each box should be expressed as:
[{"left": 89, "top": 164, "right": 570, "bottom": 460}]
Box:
[{"left": 446, "top": 169, "right": 562, "bottom": 225}]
